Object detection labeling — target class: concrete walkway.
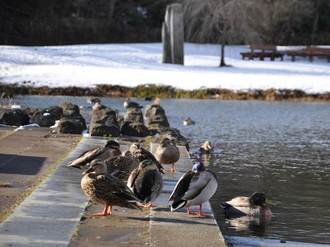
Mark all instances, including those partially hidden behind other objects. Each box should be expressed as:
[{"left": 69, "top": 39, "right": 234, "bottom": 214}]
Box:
[
  {"left": 0, "top": 137, "right": 107, "bottom": 247},
  {"left": 0, "top": 137, "right": 226, "bottom": 247},
  {"left": 0, "top": 128, "right": 81, "bottom": 223}
]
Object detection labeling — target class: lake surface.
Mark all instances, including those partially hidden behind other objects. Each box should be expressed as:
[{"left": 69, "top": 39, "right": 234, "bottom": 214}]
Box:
[{"left": 13, "top": 96, "right": 330, "bottom": 245}]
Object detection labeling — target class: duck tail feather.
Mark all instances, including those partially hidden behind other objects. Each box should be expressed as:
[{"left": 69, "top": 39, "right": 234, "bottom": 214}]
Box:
[{"left": 170, "top": 200, "right": 186, "bottom": 212}]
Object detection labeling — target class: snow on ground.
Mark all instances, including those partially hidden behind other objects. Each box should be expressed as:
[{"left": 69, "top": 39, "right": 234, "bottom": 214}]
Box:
[{"left": 0, "top": 43, "right": 329, "bottom": 93}]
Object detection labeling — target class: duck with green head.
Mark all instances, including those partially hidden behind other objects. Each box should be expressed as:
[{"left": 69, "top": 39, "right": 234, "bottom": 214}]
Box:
[
  {"left": 169, "top": 161, "right": 218, "bottom": 216},
  {"left": 221, "top": 192, "right": 272, "bottom": 220}
]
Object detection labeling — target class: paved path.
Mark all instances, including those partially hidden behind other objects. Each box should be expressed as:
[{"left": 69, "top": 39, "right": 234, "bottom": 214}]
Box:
[
  {"left": 0, "top": 137, "right": 106, "bottom": 247},
  {"left": 0, "top": 137, "right": 227, "bottom": 247},
  {"left": 0, "top": 128, "right": 81, "bottom": 223}
]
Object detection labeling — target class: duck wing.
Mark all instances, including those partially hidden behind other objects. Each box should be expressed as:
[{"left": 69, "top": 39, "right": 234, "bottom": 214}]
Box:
[
  {"left": 133, "top": 169, "right": 161, "bottom": 202},
  {"left": 181, "top": 172, "right": 212, "bottom": 201},
  {"left": 93, "top": 174, "right": 141, "bottom": 209},
  {"left": 96, "top": 148, "right": 122, "bottom": 161},
  {"left": 127, "top": 167, "right": 140, "bottom": 191},
  {"left": 224, "top": 196, "right": 250, "bottom": 207},
  {"left": 169, "top": 171, "right": 195, "bottom": 201},
  {"left": 105, "top": 156, "right": 139, "bottom": 181},
  {"left": 68, "top": 147, "right": 104, "bottom": 167},
  {"left": 148, "top": 170, "right": 163, "bottom": 202}
]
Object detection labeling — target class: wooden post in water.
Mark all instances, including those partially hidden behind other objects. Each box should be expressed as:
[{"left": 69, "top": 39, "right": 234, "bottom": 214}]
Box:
[{"left": 162, "top": 4, "right": 184, "bottom": 65}]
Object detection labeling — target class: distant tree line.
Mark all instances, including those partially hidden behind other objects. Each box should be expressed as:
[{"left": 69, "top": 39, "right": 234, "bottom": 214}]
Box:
[
  {"left": 182, "top": 0, "right": 330, "bottom": 45},
  {"left": 0, "top": 0, "right": 175, "bottom": 45},
  {"left": 0, "top": 0, "right": 329, "bottom": 45}
]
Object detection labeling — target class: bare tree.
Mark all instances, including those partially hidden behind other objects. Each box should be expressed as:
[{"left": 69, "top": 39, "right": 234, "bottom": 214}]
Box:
[
  {"left": 183, "top": 0, "right": 244, "bottom": 67},
  {"left": 309, "top": 0, "right": 330, "bottom": 44},
  {"left": 239, "top": 0, "right": 314, "bottom": 45},
  {"left": 182, "top": 0, "right": 315, "bottom": 61}
]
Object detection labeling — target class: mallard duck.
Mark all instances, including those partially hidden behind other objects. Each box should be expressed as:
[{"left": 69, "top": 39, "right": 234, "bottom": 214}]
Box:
[
  {"left": 123, "top": 98, "right": 142, "bottom": 109},
  {"left": 200, "top": 140, "right": 213, "bottom": 154},
  {"left": 104, "top": 150, "right": 139, "bottom": 182},
  {"left": 68, "top": 140, "right": 121, "bottom": 168},
  {"left": 129, "top": 143, "right": 164, "bottom": 173},
  {"left": 80, "top": 160, "right": 142, "bottom": 216},
  {"left": 127, "top": 159, "right": 163, "bottom": 208},
  {"left": 183, "top": 117, "right": 195, "bottom": 126},
  {"left": 221, "top": 192, "right": 272, "bottom": 219},
  {"left": 154, "top": 138, "right": 180, "bottom": 172},
  {"left": 169, "top": 162, "right": 218, "bottom": 216}
]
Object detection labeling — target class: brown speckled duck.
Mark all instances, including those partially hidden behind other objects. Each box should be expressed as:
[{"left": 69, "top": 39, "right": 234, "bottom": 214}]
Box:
[
  {"left": 81, "top": 160, "right": 142, "bottom": 216},
  {"left": 68, "top": 140, "right": 121, "bottom": 168},
  {"left": 129, "top": 143, "right": 164, "bottom": 174},
  {"left": 154, "top": 138, "right": 180, "bottom": 172},
  {"left": 127, "top": 159, "right": 163, "bottom": 208},
  {"left": 104, "top": 150, "right": 139, "bottom": 182}
]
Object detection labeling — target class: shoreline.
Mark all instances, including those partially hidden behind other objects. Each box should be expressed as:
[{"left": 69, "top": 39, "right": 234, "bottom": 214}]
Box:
[{"left": 1, "top": 83, "right": 330, "bottom": 102}]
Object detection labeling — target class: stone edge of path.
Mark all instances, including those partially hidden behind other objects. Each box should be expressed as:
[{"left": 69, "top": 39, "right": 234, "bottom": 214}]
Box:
[{"left": 0, "top": 137, "right": 107, "bottom": 247}]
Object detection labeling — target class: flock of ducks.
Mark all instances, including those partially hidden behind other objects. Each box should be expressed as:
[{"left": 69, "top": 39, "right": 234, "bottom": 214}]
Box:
[
  {"left": 68, "top": 139, "right": 272, "bottom": 221},
  {"left": 68, "top": 98, "right": 272, "bottom": 226},
  {"left": 68, "top": 139, "right": 219, "bottom": 216}
]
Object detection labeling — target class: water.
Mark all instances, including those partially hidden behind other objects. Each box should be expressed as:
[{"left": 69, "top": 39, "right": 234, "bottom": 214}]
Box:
[{"left": 12, "top": 96, "right": 330, "bottom": 245}]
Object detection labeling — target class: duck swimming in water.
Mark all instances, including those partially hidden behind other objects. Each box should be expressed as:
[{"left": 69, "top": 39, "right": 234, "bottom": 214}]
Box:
[
  {"left": 183, "top": 117, "right": 195, "bottom": 126},
  {"left": 80, "top": 160, "right": 142, "bottom": 216},
  {"left": 169, "top": 161, "right": 218, "bottom": 216},
  {"left": 200, "top": 140, "right": 213, "bottom": 154},
  {"left": 221, "top": 192, "right": 272, "bottom": 219}
]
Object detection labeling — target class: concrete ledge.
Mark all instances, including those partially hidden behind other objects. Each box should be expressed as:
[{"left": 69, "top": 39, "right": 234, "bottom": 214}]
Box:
[
  {"left": 0, "top": 137, "right": 107, "bottom": 247},
  {"left": 0, "top": 138, "right": 226, "bottom": 247}
]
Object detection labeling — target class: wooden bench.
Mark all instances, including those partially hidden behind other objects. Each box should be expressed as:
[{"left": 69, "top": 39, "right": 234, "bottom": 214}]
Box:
[
  {"left": 287, "top": 47, "right": 330, "bottom": 62},
  {"left": 240, "top": 45, "right": 284, "bottom": 61}
]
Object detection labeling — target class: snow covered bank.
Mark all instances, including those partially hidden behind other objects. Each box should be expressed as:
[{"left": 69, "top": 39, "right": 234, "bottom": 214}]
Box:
[{"left": 0, "top": 43, "right": 329, "bottom": 93}]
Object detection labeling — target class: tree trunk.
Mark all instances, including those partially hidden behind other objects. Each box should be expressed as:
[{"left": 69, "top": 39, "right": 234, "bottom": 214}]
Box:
[{"left": 219, "top": 44, "right": 226, "bottom": 67}]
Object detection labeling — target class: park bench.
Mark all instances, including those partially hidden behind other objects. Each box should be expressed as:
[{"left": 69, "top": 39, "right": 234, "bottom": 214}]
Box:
[
  {"left": 286, "top": 47, "right": 330, "bottom": 62},
  {"left": 240, "top": 45, "right": 284, "bottom": 61}
]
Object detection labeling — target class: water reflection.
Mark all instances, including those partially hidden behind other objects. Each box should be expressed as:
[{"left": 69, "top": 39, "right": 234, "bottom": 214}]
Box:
[{"left": 225, "top": 215, "right": 270, "bottom": 236}]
